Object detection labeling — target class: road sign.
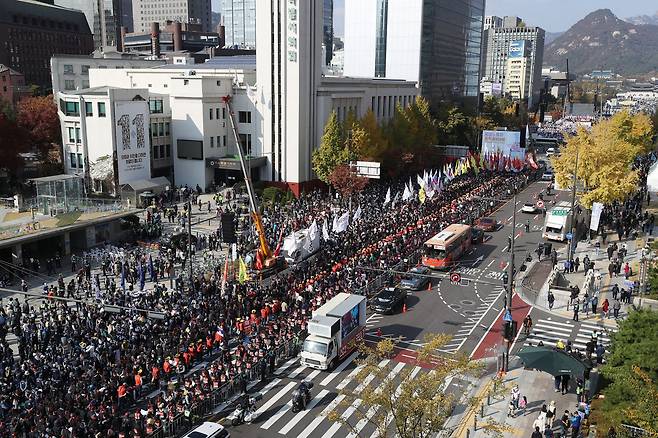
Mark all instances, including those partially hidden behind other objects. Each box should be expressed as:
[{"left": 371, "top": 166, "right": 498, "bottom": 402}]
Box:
[
  {"left": 536, "top": 200, "right": 544, "bottom": 208},
  {"left": 503, "top": 310, "right": 512, "bottom": 322},
  {"left": 565, "top": 232, "right": 573, "bottom": 240},
  {"left": 450, "top": 272, "right": 461, "bottom": 283}
]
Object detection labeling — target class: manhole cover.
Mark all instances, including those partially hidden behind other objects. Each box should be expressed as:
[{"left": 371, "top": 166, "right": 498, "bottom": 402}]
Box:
[
  {"left": 448, "top": 304, "right": 462, "bottom": 310},
  {"left": 460, "top": 300, "right": 475, "bottom": 306},
  {"left": 463, "top": 310, "right": 478, "bottom": 316}
]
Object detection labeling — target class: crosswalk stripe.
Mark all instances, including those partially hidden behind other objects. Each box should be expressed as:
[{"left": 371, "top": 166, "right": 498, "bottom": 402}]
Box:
[
  {"left": 274, "top": 357, "right": 299, "bottom": 376},
  {"left": 346, "top": 362, "right": 406, "bottom": 438},
  {"left": 580, "top": 322, "right": 615, "bottom": 331},
  {"left": 261, "top": 400, "right": 292, "bottom": 429},
  {"left": 373, "top": 366, "right": 424, "bottom": 438},
  {"left": 305, "top": 368, "right": 322, "bottom": 381},
  {"left": 298, "top": 394, "right": 345, "bottom": 438},
  {"left": 278, "top": 389, "right": 331, "bottom": 435},
  {"left": 321, "top": 399, "right": 362, "bottom": 438},
  {"left": 288, "top": 365, "right": 308, "bottom": 379},
  {"left": 527, "top": 332, "right": 563, "bottom": 342},
  {"left": 320, "top": 352, "right": 358, "bottom": 387},
  {"left": 538, "top": 319, "right": 574, "bottom": 328},
  {"left": 337, "top": 363, "right": 365, "bottom": 390},
  {"left": 534, "top": 323, "right": 573, "bottom": 333},
  {"left": 258, "top": 378, "right": 282, "bottom": 397},
  {"left": 253, "top": 381, "right": 296, "bottom": 417}
]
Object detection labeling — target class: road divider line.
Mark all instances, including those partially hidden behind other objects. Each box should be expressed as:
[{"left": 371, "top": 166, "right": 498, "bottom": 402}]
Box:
[{"left": 320, "top": 352, "right": 359, "bottom": 386}]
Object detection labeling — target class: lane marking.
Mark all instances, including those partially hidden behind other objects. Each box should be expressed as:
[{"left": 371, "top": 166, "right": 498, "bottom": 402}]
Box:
[
  {"left": 253, "top": 381, "right": 296, "bottom": 417},
  {"left": 277, "top": 389, "right": 331, "bottom": 434},
  {"left": 320, "top": 352, "right": 359, "bottom": 387}
]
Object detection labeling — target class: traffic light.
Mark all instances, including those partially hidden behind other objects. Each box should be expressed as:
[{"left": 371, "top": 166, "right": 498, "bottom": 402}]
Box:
[
  {"left": 502, "top": 272, "right": 509, "bottom": 289},
  {"left": 503, "top": 320, "right": 517, "bottom": 341}
]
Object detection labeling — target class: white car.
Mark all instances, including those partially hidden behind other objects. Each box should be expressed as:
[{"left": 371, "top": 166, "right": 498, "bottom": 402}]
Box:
[
  {"left": 521, "top": 202, "right": 537, "bottom": 213},
  {"left": 542, "top": 171, "right": 554, "bottom": 181},
  {"left": 181, "top": 422, "right": 230, "bottom": 438},
  {"left": 546, "top": 147, "right": 556, "bottom": 157}
]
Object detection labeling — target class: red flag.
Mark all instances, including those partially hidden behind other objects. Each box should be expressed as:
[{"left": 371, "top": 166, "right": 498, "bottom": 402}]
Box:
[
  {"left": 273, "top": 228, "right": 284, "bottom": 257},
  {"left": 526, "top": 153, "right": 538, "bottom": 170},
  {"left": 255, "top": 250, "right": 264, "bottom": 271},
  {"left": 220, "top": 258, "right": 229, "bottom": 296}
]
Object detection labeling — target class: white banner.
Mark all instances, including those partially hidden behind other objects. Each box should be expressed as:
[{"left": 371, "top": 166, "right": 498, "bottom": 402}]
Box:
[
  {"left": 481, "top": 130, "right": 521, "bottom": 157},
  {"left": 590, "top": 202, "right": 604, "bottom": 231},
  {"left": 115, "top": 101, "right": 151, "bottom": 184}
]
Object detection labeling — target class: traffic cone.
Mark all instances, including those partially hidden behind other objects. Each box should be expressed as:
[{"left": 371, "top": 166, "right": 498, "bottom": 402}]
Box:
[
  {"left": 427, "top": 281, "right": 432, "bottom": 291},
  {"left": 403, "top": 303, "right": 407, "bottom": 313},
  {"left": 377, "top": 328, "right": 382, "bottom": 337}
]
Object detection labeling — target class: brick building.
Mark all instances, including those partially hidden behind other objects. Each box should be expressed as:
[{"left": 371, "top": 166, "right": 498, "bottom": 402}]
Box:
[{"left": 0, "top": 64, "right": 30, "bottom": 106}]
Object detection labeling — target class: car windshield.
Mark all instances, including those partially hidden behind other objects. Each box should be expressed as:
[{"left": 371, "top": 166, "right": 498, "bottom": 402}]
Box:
[
  {"left": 425, "top": 246, "right": 446, "bottom": 259},
  {"left": 303, "top": 340, "right": 328, "bottom": 355},
  {"left": 377, "top": 290, "right": 396, "bottom": 302},
  {"left": 524, "top": 203, "right": 534, "bottom": 207}
]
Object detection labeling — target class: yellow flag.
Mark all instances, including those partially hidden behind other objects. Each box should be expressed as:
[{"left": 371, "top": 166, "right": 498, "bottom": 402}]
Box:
[
  {"left": 238, "top": 256, "right": 249, "bottom": 284},
  {"left": 419, "top": 187, "right": 426, "bottom": 204},
  {"left": 471, "top": 155, "right": 479, "bottom": 175}
]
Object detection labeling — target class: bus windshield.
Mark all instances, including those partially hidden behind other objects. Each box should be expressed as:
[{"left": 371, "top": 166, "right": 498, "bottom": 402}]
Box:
[{"left": 425, "top": 246, "right": 447, "bottom": 259}]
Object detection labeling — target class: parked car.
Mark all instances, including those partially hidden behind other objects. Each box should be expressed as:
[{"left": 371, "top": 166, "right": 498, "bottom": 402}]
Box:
[
  {"left": 471, "top": 227, "right": 485, "bottom": 244},
  {"left": 372, "top": 287, "right": 407, "bottom": 314},
  {"left": 475, "top": 217, "right": 498, "bottom": 232},
  {"left": 546, "top": 147, "right": 556, "bottom": 157},
  {"left": 400, "top": 266, "right": 431, "bottom": 290},
  {"left": 521, "top": 202, "right": 537, "bottom": 214},
  {"left": 542, "top": 171, "right": 554, "bottom": 181}
]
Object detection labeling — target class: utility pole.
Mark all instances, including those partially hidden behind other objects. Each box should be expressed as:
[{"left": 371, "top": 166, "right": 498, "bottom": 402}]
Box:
[
  {"left": 507, "top": 191, "right": 517, "bottom": 311},
  {"left": 567, "top": 149, "right": 579, "bottom": 264},
  {"left": 188, "top": 199, "right": 193, "bottom": 284}
]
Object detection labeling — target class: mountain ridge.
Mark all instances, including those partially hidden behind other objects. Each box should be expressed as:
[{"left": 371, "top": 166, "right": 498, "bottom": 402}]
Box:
[{"left": 543, "top": 9, "right": 658, "bottom": 75}]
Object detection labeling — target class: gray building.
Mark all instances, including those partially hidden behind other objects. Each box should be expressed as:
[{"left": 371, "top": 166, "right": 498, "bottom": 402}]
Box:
[
  {"left": 481, "top": 15, "right": 545, "bottom": 108},
  {"left": 222, "top": 0, "right": 256, "bottom": 48},
  {"left": 131, "top": 0, "right": 211, "bottom": 34},
  {"left": 344, "top": 0, "right": 485, "bottom": 111},
  {"left": 323, "top": 0, "right": 333, "bottom": 66},
  {"left": 55, "top": 0, "right": 123, "bottom": 51}
]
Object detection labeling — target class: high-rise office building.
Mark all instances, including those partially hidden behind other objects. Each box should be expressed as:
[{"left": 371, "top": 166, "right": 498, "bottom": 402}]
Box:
[
  {"left": 481, "top": 16, "right": 545, "bottom": 108},
  {"left": 132, "top": 0, "right": 211, "bottom": 34},
  {"left": 222, "top": 0, "right": 256, "bottom": 49},
  {"left": 55, "top": 0, "right": 123, "bottom": 51},
  {"left": 343, "top": 0, "right": 485, "bottom": 110},
  {"left": 0, "top": 0, "right": 93, "bottom": 89},
  {"left": 323, "top": 0, "right": 333, "bottom": 66}
]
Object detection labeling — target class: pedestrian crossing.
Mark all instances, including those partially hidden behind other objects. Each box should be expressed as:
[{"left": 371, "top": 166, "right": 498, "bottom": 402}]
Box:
[
  {"left": 523, "top": 318, "right": 617, "bottom": 355},
  {"left": 224, "top": 353, "right": 441, "bottom": 438}
]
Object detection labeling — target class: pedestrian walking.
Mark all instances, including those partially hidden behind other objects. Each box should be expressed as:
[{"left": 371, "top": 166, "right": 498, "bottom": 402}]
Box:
[
  {"left": 560, "top": 410, "right": 571, "bottom": 437},
  {"left": 591, "top": 294, "right": 598, "bottom": 314},
  {"left": 548, "top": 291, "right": 555, "bottom": 310},
  {"left": 574, "top": 257, "right": 580, "bottom": 272},
  {"left": 531, "top": 426, "right": 543, "bottom": 438},
  {"left": 523, "top": 316, "right": 533, "bottom": 336},
  {"left": 572, "top": 298, "right": 580, "bottom": 322},
  {"left": 612, "top": 298, "right": 621, "bottom": 319},
  {"left": 519, "top": 395, "right": 527, "bottom": 416},
  {"left": 511, "top": 384, "right": 520, "bottom": 409},
  {"left": 561, "top": 374, "right": 570, "bottom": 395},
  {"left": 602, "top": 298, "right": 610, "bottom": 318}
]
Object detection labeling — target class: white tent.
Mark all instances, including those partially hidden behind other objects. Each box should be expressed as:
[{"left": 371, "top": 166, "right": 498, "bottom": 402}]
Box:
[{"left": 647, "top": 160, "right": 658, "bottom": 193}]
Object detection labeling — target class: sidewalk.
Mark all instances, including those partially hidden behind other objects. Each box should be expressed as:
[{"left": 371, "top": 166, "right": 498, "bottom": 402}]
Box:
[{"left": 454, "top": 357, "right": 581, "bottom": 438}]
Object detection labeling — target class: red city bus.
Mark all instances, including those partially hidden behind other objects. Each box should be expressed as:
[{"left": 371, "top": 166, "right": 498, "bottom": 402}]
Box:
[{"left": 422, "top": 224, "right": 472, "bottom": 270}]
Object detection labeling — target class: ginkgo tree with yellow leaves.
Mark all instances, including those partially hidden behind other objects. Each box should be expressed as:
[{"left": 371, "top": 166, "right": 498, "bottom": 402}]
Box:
[
  {"left": 551, "top": 111, "right": 654, "bottom": 208},
  {"left": 327, "top": 334, "right": 509, "bottom": 438}
]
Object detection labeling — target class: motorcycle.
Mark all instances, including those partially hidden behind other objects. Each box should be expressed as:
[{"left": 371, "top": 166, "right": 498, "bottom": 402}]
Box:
[
  {"left": 291, "top": 381, "right": 314, "bottom": 413},
  {"left": 227, "top": 394, "right": 262, "bottom": 426}
]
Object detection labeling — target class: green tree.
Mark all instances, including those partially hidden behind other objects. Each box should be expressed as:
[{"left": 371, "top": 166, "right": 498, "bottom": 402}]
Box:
[
  {"left": 312, "top": 111, "right": 350, "bottom": 183},
  {"left": 353, "top": 109, "right": 389, "bottom": 161},
  {"left": 593, "top": 309, "right": 658, "bottom": 434}
]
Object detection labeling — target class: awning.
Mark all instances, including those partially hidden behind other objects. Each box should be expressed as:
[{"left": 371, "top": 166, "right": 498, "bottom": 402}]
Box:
[
  {"left": 121, "top": 177, "right": 170, "bottom": 192},
  {"left": 517, "top": 346, "right": 590, "bottom": 377}
]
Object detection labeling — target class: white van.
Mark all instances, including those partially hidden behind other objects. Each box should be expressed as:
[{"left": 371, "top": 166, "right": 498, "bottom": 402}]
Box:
[
  {"left": 546, "top": 147, "right": 556, "bottom": 157},
  {"left": 181, "top": 422, "right": 230, "bottom": 438}
]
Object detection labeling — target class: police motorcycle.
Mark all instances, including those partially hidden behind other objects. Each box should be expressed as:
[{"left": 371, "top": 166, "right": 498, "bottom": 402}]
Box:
[
  {"left": 291, "top": 381, "right": 314, "bottom": 413},
  {"left": 227, "top": 393, "right": 263, "bottom": 426}
]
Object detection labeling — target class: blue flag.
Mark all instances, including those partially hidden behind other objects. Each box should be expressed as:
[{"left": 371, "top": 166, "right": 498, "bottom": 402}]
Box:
[
  {"left": 120, "top": 263, "right": 126, "bottom": 292},
  {"left": 138, "top": 262, "right": 145, "bottom": 291},
  {"left": 148, "top": 254, "right": 155, "bottom": 282}
]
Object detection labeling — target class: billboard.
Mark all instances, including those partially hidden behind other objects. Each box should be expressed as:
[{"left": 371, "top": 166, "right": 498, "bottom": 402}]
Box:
[
  {"left": 114, "top": 101, "right": 151, "bottom": 184},
  {"left": 491, "top": 82, "right": 503, "bottom": 97},
  {"left": 509, "top": 40, "right": 527, "bottom": 58},
  {"left": 481, "top": 130, "right": 521, "bottom": 156}
]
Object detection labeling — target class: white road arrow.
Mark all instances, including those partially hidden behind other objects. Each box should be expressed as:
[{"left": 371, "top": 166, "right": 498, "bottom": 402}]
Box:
[{"left": 472, "top": 255, "right": 484, "bottom": 267}]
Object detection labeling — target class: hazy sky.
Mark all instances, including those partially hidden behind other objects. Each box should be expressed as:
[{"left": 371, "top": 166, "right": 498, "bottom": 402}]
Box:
[{"left": 211, "top": 1, "right": 657, "bottom": 35}]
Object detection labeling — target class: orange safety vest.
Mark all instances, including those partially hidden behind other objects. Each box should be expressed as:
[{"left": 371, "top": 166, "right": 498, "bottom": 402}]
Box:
[
  {"left": 163, "top": 361, "right": 171, "bottom": 373},
  {"left": 134, "top": 374, "right": 142, "bottom": 386},
  {"left": 118, "top": 385, "right": 127, "bottom": 398}
]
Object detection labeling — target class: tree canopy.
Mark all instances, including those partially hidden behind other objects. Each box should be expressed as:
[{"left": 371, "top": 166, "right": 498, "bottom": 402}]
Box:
[
  {"left": 551, "top": 111, "right": 654, "bottom": 208},
  {"left": 594, "top": 309, "right": 658, "bottom": 435},
  {"left": 312, "top": 111, "right": 352, "bottom": 183}
]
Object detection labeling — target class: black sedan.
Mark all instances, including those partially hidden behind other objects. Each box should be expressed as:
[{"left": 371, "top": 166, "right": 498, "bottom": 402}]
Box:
[
  {"left": 400, "top": 266, "right": 431, "bottom": 290},
  {"left": 372, "top": 287, "right": 407, "bottom": 314}
]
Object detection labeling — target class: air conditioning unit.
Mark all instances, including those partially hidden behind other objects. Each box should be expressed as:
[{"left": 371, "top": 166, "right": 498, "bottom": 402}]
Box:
[{"left": 189, "top": 70, "right": 196, "bottom": 76}]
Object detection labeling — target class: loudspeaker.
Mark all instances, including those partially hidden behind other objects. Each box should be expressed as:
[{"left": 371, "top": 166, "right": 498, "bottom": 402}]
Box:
[{"left": 221, "top": 212, "right": 237, "bottom": 243}]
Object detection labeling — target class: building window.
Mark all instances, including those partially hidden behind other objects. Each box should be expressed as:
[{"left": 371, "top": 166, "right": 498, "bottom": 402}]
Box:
[
  {"left": 222, "top": 108, "right": 226, "bottom": 119},
  {"left": 69, "top": 152, "right": 77, "bottom": 168},
  {"left": 165, "top": 144, "right": 170, "bottom": 157},
  {"left": 149, "top": 99, "right": 163, "bottom": 114},
  {"left": 153, "top": 145, "right": 159, "bottom": 159},
  {"left": 81, "top": 65, "right": 90, "bottom": 74},
  {"left": 67, "top": 127, "right": 75, "bottom": 143},
  {"left": 64, "top": 80, "right": 75, "bottom": 90},
  {"left": 217, "top": 136, "right": 221, "bottom": 147},
  {"left": 164, "top": 122, "right": 170, "bottom": 136},
  {"left": 238, "top": 111, "right": 251, "bottom": 123},
  {"left": 77, "top": 153, "right": 83, "bottom": 169},
  {"left": 82, "top": 80, "right": 89, "bottom": 89},
  {"left": 97, "top": 102, "right": 106, "bottom": 117},
  {"left": 374, "top": 0, "right": 389, "bottom": 77},
  {"left": 216, "top": 108, "right": 220, "bottom": 119},
  {"left": 75, "top": 127, "right": 81, "bottom": 143},
  {"left": 158, "top": 122, "right": 164, "bottom": 137},
  {"left": 209, "top": 108, "right": 213, "bottom": 120},
  {"left": 239, "top": 133, "right": 252, "bottom": 154},
  {"left": 159, "top": 145, "right": 164, "bottom": 159},
  {"left": 85, "top": 102, "right": 93, "bottom": 116},
  {"left": 63, "top": 64, "right": 74, "bottom": 74},
  {"left": 223, "top": 135, "right": 227, "bottom": 148},
  {"left": 63, "top": 101, "right": 79, "bottom": 116},
  {"left": 210, "top": 136, "right": 214, "bottom": 148}
]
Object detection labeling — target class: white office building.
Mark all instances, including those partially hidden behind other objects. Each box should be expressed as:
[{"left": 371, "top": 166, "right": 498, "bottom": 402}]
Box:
[
  {"left": 56, "top": 0, "right": 419, "bottom": 195},
  {"left": 132, "top": 0, "right": 212, "bottom": 33},
  {"left": 51, "top": 54, "right": 167, "bottom": 96}
]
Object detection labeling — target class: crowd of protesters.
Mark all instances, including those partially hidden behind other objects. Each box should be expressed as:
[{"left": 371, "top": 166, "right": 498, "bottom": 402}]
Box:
[{"left": 0, "top": 168, "right": 534, "bottom": 437}]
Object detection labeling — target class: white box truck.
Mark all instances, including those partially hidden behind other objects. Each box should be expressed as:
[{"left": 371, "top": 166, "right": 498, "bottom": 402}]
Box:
[
  {"left": 542, "top": 200, "right": 588, "bottom": 242},
  {"left": 300, "top": 293, "right": 366, "bottom": 370}
]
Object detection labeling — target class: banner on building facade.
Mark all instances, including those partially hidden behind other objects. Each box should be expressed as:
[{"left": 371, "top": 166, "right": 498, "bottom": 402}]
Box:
[{"left": 114, "top": 101, "right": 151, "bottom": 184}]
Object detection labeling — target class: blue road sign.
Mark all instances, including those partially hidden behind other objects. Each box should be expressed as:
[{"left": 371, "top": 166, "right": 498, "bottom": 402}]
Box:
[
  {"left": 503, "top": 310, "right": 512, "bottom": 322},
  {"left": 565, "top": 232, "right": 573, "bottom": 240}
]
